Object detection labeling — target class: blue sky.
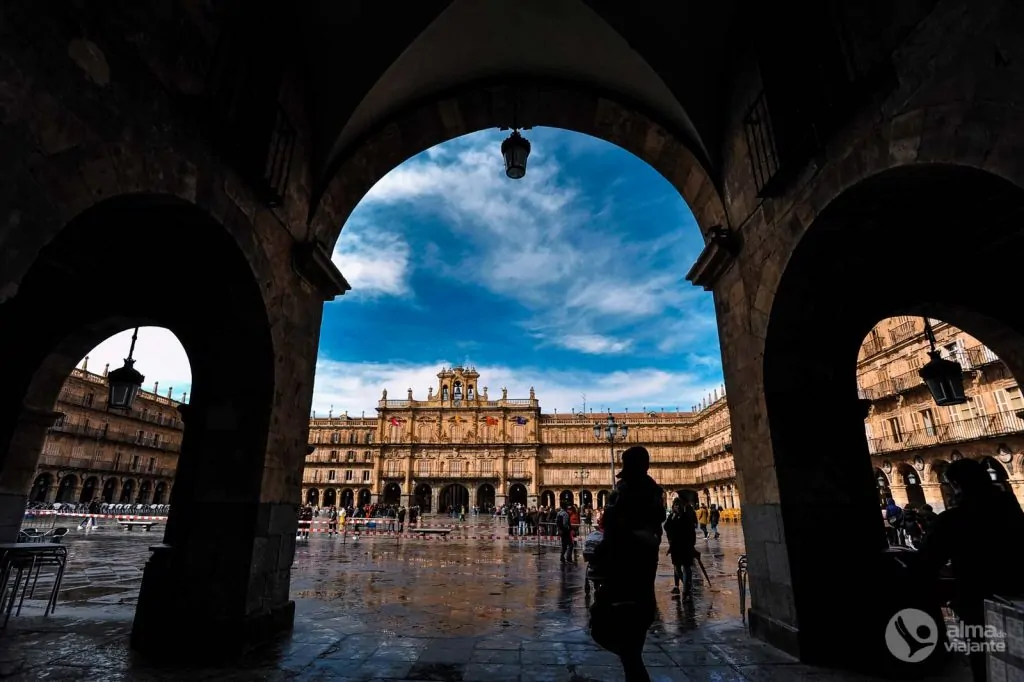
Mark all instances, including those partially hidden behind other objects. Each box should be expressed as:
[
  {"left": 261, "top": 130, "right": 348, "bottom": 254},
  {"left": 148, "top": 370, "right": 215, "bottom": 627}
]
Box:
[
  {"left": 81, "top": 128, "right": 725, "bottom": 414},
  {"left": 312, "top": 128, "right": 723, "bottom": 415}
]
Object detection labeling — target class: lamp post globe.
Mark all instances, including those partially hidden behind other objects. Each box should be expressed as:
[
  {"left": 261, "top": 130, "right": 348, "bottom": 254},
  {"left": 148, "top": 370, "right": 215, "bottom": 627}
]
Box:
[{"left": 501, "top": 130, "right": 530, "bottom": 179}]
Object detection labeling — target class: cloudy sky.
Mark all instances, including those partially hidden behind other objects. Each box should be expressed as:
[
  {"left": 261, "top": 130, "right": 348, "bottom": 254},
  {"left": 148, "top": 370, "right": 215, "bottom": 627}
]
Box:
[{"left": 81, "top": 128, "right": 725, "bottom": 414}]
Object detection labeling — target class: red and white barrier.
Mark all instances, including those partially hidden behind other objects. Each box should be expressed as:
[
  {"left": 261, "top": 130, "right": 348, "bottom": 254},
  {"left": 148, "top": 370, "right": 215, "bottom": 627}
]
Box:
[{"left": 24, "top": 511, "right": 168, "bottom": 521}]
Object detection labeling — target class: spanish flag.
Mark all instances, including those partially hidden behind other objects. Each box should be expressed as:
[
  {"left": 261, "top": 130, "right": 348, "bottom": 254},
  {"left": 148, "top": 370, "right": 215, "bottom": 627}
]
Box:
[{"left": 389, "top": 417, "right": 402, "bottom": 427}]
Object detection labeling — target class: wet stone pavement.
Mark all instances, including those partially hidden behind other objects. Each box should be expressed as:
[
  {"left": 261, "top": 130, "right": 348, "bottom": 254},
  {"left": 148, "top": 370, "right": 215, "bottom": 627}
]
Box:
[{"left": 0, "top": 517, "right": 970, "bottom": 681}]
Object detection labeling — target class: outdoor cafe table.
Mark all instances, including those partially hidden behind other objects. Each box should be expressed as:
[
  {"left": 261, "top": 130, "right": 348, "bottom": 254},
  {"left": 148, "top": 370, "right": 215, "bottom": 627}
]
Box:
[{"left": 0, "top": 542, "right": 69, "bottom": 628}]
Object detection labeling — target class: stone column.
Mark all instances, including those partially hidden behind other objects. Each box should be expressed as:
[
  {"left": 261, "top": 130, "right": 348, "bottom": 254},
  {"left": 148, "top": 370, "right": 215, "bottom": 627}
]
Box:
[
  {"left": 0, "top": 406, "right": 63, "bottom": 542},
  {"left": 887, "top": 484, "right": 909, "bottom": 507},
  {"left": 919, "top": 482, "right": 943, "bottom": 509}
]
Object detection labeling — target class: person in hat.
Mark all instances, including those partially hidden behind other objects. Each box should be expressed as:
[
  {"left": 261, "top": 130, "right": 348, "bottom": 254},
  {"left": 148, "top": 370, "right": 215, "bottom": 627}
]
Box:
[{"left": 589, "top": 446, "right": 664, "bottom": 681}]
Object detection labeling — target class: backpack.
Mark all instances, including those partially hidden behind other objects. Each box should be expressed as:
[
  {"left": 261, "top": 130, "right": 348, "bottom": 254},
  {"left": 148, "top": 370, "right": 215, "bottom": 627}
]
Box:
[{"left": 556, "top": 510, "right": 569, "bottom": 532}]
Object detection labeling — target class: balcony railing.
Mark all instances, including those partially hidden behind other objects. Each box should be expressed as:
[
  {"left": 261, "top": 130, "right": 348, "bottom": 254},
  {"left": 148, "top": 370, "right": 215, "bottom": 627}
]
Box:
[
  {"left": 56, "top": 389, "right": 184, "bottom": 430},
  {"left": 965, "top": 344, "right": 1000, "bottom": 367},
  {"left": 860, "top": 346, "right": 1002, "bottom": 400},
  {"left": 889, "top": 320, "right": 919, "bottom": 345},
  {"left": 868, "top": 410, "right": 1024, "bottom": 455},
  {"left": 694, "top": 466, "right": 737, "bottom": 485},
  {"left": 48, "top": 422, "right": 182, "bottom": 453},
  {"left": 37, "top": 453, "right": 176, "bottom": 478},
  {"left": 411, "top": 469, "right": 500, "bottom": 480},
  {"left": 862, "top": 335, "right": 886, "bottom": 358}
]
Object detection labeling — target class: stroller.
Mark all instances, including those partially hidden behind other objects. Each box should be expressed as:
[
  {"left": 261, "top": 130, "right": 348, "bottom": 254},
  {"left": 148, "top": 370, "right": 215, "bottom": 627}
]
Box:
[{"left": 582, "top": 529, "right": 605, "bottom": 595}]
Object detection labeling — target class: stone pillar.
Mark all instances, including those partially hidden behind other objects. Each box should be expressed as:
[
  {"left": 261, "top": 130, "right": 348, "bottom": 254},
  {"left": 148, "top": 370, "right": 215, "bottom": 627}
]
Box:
[
  {"left": 919, "top": 482, "right": 943, "bottom": 509},
  {"left": 0, "top": 406, "right": 63, "bottom": 542},
  {"left": 888, "top": 484, "right": 909, "bottom": 507}
]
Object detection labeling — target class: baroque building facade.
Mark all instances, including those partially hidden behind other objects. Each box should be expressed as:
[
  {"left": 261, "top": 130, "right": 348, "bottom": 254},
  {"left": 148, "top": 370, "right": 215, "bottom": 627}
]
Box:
[
  {"left": 28, "top": 358, "right": 184, "bottom": 507},
  {"left": 858, "top": 317, "right": 1024, "bottom": 511},
  {"left": 303, "top": 366, "right": 738, "bottom": 513}
]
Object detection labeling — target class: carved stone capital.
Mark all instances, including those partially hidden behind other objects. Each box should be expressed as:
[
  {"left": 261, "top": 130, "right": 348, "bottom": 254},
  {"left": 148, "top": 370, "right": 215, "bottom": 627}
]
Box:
[
  {"left": 685, "top": 226, "right": 739, "bottom": 291},
  {"left": 293, "top": 240, "right": 351, "bottom": 301}
]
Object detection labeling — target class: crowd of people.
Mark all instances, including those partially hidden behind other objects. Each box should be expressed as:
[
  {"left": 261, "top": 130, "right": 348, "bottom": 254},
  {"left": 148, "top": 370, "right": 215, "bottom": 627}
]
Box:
[{"left": 881, "top": 498, "right": 938, "bottom": 548}]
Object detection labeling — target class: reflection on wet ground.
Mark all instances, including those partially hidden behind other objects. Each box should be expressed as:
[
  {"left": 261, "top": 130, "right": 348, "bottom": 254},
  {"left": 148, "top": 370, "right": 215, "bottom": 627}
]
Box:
[{"left": 0, "top": 518, "right": 969, "bottom": 680}]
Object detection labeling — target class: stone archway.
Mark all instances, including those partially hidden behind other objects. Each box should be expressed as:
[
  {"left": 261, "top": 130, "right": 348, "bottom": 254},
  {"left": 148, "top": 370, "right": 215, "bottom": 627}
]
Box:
[
  {"left": 579, "top": 490, "right": 593, "bottom": 509},
  {"left": 413, "top": 484, "right": 431, "bottom": 512},
  {"left": 357, "top": 489, "right": 372, "bottom": 507},
  {"left": 559, "top": 489, "right": 574, "bottom": 509},
  {"left": 508, "top": 483, "right": 527, "bottom": 506},
  {"left": 383, "top": 483, "right": 402, "bottom": 505},
  {"left": 322, "top": 489, "right": 337, "bottom": 507},
  {"left": 54, "top": 474, "right": 77, "bottom": 503},
  {"left": 119, "top": 479, "right": 136, "bottom": 504},
  {"left": 29, "top": 472, "right": 53, "bottom": 503},
  {"left": 101, "top": 478, "right": 117, "bottom": 504},
  {"left": 311, "top": 80, "right": 725, "bottom": 251},
  {"left": 897, "top": 464, "right": 926, "bottom": 508},
  {"left": 439, "top": 484, "right": 469, "bottom": 514},
  {"left": 596, "top": 490, "right": 610, "bottom": 508},
  {"left": 755, "top": 164, "right": 1024, "bottom": 666},
  {"left": 137, "top": 480, "right": 153, "bottom": 505},
  {"left": 873, "top": 469, "right": 890, "bottom": 505},
  {"left": 476, "top": 483, "right": 495, "bottom": 511},
  {"left": 306, "top": 488, "right": 320, "bottom": 506},
  {"left": 981, "top": 457, "right": 1011, "bottom": 486},
  {"left": 340, "top": 488, "right": 355, "bottom": 508},
  {"left": 80, "top": 476, "right": 99, "bottom": 504},
  {"left": 152, "top": 482, "right": 167, "bottom": 505},
  {"left": 540, "top": 490, "right": 555, "bottom": 508}
]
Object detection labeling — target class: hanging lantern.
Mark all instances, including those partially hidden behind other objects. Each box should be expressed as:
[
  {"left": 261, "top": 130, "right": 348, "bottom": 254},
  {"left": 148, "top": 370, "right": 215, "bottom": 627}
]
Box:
[
  {"left": 107, "top": 327, "right": 144, "bottom": 411},
  {"left": 501, "top": 129, "right": 530, "bottom": 179},
  {"left": 918, "top": 350, "right": 967, "bottom": 406},
  {"left": 907, "top": 472, "right": 918, "bottom": 486},
  {"left": 107, "top": 358, "right": 144, "bottom": 411}
]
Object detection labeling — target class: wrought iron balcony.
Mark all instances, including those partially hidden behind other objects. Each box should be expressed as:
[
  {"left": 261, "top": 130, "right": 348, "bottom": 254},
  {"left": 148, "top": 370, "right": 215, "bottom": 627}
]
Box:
[
  {"left": 868, "top": 410, "right": 1024, "bottom": 455},
  {"left": 47, "top": 422, "right": 181, "bottom": 453}
]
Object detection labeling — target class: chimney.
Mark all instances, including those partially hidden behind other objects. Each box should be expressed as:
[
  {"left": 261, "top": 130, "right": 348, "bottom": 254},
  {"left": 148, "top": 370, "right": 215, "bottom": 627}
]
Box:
[
  {"left": 103, "top": 363, "right": 109, "bottom": 377},
  {"left": 182, "top": 391, "right": 188, "bottom": 403},
  {"left": 167, "top": 387, "right": 173, "bottom": 398},
  {"left": 153, "top": 381, "right": 159, "bottom": 395},
  {"left": 82, "top": 356, "right": 89, "bottom": 372}
]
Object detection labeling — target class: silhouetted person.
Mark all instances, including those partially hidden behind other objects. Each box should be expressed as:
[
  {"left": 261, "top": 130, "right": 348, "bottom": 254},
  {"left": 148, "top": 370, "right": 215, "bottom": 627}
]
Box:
[
  {"left": 915, "top": 458, "right": 1024, "bottom": 681},
  {"left": 591, "top": 446, "right": 664, "bottom": 682},
  {"left": 665, "top": 499, "right": 697, "bottom": 597}
]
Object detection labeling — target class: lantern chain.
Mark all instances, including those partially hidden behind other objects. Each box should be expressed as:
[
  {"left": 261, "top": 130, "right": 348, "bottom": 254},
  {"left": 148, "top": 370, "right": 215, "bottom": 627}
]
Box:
[
  {"left": 922, "top": 317, "right": 937, "bottom": 352},
  {"left": 127, "top": 327, "right": 139, "bottom": 362}
]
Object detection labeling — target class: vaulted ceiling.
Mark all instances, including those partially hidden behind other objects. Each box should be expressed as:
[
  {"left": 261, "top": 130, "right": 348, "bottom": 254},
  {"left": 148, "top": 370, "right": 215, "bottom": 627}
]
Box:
[{"left": 299, "top": 0, "right": 742, "bottom": 190}]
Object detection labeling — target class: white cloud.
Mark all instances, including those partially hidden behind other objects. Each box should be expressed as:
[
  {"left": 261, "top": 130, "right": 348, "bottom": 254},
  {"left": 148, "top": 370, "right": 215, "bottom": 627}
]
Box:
[
  {"left": 311, "top": 358, "right": 723, "bottom": 417},
  {"left": 350, "top": 130, "right": 714, "bottom": 355},
  {"left": 331, "top": 228, "right": 411, "bottom": 298},
  {"left": 559, "top": 334, "right": 633, "bottom": 355},
  {"left": 77, "top": 327, "right": 192, "bottom": 401}
]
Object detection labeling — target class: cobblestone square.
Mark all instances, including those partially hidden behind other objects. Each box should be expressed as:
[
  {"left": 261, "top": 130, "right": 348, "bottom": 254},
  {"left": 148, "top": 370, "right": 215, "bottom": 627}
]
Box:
[{"left": 0, "top": 519, "right": 970, "bottom": 680}]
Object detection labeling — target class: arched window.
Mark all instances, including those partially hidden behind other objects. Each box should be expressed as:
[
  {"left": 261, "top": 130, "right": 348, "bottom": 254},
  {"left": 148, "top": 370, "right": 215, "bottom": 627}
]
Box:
[
  {"left": 365, "top": 432, "right": 373, "bottom": 444},
  {"left": 442, "top": 385, "right": 449, "bottom": 401},
  {"left": 331, "top": 432, "right": 340, "bottom": 444},
  {"left": 467, "top": 385, "right": 475, "bottom": 400},
  {"left": 453, "top": 381, "right": 463, "bottom": 401}
]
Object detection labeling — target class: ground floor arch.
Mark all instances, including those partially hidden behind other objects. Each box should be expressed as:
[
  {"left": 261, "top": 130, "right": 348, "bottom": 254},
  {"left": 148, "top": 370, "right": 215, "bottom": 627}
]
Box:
[
  {"left": 579, "top": 489, "right": 593, "bottom": 509},
  {"left": 101, "top": 478, "right": 117, "bottom": 503},
  {"left": 137, "top": 480, "right": 152, "bottom": 505},
  {"left": 413, "top": 484, "right": 431, "bottom": 512},
  {"left": 756, "top": 163, "right": 1024, "bottom": 666},
  {"left": 540, "top": 490, "right": 555, "bottom": 508},
  {"left": 152, "top": 481, "right": 167, "bottom": 505},
  {"left": 896, "top": 464, "right": 926, "bottom": 507},
  {"left": 508, "top": 483, "right": 527, "bottom": 506},
  {"left": 80, "top": 476, "right": 99, "bottom": 504},
  {"left": 322, "top": 488, "right": 337, "bottom": 507},
  {"left": 306, "top": 488, "right": 320, "bottom": 506},
  {"left": 340, "top": 488, "right": 354, "bottom": 508},
  {"left": 54, "top": 474, "right": 77, "bottom": 503},
  {"left": 439, "top": 484, "right": 469, "bottom": 514},
  {"left": 29, "top": 472, "right": 53, "bottom": 503},
  {"left": 982, "top": 456, "right": 1011, "bottom": 485},
  {"left": 559, "top": 489, "right": 574, "bottom": 509},
  {"left": 383, "top": 483, "right": 402, "bottom": 505},
  {"left": 476, "top": 483, "right": 495, "bottom": 511},
  {"left": 119, "top": 479, "right": 136, "bottom": 504},
  {"left": 596, "top": 490, "right": 610, "bottom": 508},
  {"left": 357, "top": 489, "right": 371, "bottom": 507}
]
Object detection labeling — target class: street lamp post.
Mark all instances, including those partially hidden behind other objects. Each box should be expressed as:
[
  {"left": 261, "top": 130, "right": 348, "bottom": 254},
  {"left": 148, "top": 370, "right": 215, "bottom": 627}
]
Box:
[
  {"left": 573, "top": 465, "right": 590, "bottom": 481},
  {"left": 593, "top": 413, "right": 629, "bottom": 486}
]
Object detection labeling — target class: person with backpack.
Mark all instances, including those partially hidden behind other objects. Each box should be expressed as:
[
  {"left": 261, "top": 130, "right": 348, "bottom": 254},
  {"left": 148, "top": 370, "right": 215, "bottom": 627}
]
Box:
[
  {"left": 708, "top": 504, "right": 721, "bottom": 539},
  {"left": 557, "top": 505, "right": 575, "bottom": 564},
  {"left": 885, "top": 498, "right": 903, "bottom": 546}
]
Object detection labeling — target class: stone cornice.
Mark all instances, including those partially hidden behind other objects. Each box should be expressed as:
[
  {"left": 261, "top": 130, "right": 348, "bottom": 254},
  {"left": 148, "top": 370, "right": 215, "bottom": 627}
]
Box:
[
  {"left": 685, "top": 226, "right": 739, "bottom": 291},
  {"left": 292, "top": 240, "right": 350, "bottom": 301}
]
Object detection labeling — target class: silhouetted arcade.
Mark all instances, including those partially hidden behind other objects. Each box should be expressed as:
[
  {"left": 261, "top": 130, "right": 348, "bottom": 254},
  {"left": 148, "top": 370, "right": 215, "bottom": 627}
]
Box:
[{"left": 1, "top": 1, "right": 1022, "bottom": 676}]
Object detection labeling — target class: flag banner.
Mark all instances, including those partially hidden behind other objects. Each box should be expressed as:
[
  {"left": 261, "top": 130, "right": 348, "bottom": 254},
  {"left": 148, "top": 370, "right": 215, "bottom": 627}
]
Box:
[
  {"left": 485, "top": 417, "right": 499, "bottom": 426},
  {"left": 514, "top": 417, "right": 528, "bottom": 425},
  {"left": 390, "top": 417, "right": 402, "bottom": 427}
]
